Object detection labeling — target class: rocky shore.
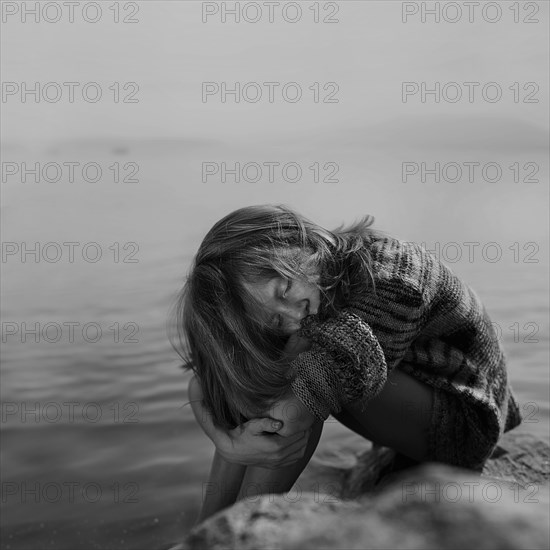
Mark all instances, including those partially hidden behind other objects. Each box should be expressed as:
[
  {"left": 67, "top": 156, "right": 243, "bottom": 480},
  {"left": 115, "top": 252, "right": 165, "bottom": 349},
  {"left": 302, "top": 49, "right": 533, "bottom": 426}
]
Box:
[{"left": 175, "top": 432, "right": 549, "bottom": 550}]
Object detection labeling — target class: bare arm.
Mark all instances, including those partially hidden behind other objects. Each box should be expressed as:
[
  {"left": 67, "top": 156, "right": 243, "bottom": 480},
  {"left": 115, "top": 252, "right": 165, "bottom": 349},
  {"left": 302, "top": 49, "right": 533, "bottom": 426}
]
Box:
[
  {"left": 188, "top": 375, "right": 311, "bottom": 523},
  {"left": 188, "top": 375, "right": 247, "bottom": 523},
  {"left": 188, "top": 375, "right": 309, "bottom": 467},
  {"left": 262, "top": 388, "right": 316, "bottom": 437},
  {"left": 235, "top": 334, "right": 322, "bottom": 504},
  {"left": 188, "top": 333, "right": 316, "bottom": 522},
  {"left": 237, "top": 418, "right": 324, "bottom": 503}
]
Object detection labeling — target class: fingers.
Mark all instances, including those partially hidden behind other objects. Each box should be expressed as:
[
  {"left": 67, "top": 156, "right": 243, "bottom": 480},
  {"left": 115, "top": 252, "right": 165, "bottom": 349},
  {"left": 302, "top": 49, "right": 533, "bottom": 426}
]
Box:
[
  {"left": 246, "top": 432, "right": 311, "bottom": 468},
  {"left": 247, "top": 417, "right": 283, "bottom": 434},
  {"left": 227, "top": 418, "right": 310, "bottom": 468}
]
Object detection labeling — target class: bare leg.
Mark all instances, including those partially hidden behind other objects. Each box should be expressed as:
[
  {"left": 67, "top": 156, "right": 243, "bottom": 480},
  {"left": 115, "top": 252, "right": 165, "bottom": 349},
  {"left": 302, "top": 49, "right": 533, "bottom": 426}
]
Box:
[
  {"left": 197, "top": 367, "right": 433, "bottom": 522},
  {"left": 236, "top": 419, "right": 324, "bottom": 502},
  {"left": 195, "top": 450, "right": 247, "bottom": 525},
  {"left": 335, "top": 365, "right": 435, "bottom": 462}
]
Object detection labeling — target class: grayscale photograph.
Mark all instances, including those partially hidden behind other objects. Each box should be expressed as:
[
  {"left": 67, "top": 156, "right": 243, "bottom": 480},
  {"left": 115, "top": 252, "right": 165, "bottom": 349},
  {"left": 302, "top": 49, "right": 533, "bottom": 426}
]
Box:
[{"left": 1, "top": 1, "right": 549, "bottom": 549}]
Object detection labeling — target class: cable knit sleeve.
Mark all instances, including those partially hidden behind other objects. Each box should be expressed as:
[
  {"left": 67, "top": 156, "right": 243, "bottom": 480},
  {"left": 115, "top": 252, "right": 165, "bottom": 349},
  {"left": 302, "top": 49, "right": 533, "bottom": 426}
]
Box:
[{"left": 289, "top": 309, "right": 388, "bottom": 421}]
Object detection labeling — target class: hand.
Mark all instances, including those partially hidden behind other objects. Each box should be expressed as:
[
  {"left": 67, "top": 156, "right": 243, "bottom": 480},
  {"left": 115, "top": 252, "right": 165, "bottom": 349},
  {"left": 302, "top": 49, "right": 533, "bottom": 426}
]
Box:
[
  {"left": 262, "top": 390, "right": 316, "bottom": 437},
  {"left": 215, "top": 417, "right": 311, "bottom": 469},
  {"left": 188, "top": 375, "right": 312, "bottom": 469}
]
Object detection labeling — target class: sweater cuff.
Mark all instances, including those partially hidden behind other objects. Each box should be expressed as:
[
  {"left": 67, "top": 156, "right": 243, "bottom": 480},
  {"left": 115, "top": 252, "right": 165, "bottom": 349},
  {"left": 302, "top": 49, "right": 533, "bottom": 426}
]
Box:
[
  {"left": 289, "top": 309, "right": 388, "bottom": 420},
  {"left": 290, "top": 344, "right": 344, "bottom": 421}
]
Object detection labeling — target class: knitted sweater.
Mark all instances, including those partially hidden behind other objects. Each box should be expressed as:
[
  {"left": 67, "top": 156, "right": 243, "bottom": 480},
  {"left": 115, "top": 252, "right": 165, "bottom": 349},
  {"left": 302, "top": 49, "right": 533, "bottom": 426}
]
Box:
[{"left": 289, "top": 236, "right": 523, "bottom": 469}]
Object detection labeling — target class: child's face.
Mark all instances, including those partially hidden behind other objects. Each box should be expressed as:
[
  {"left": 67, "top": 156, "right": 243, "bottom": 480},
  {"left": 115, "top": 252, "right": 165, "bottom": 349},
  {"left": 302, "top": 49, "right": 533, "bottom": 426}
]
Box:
[{"left": 243, "top": 274, "right": 321, "bottom": 336}]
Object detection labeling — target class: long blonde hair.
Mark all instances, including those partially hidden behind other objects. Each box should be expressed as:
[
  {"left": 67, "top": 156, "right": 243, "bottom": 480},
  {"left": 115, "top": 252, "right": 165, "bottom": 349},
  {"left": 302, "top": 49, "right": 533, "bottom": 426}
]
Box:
[{"left": 170, "top": 204, "right": 388, "bottom": 430}]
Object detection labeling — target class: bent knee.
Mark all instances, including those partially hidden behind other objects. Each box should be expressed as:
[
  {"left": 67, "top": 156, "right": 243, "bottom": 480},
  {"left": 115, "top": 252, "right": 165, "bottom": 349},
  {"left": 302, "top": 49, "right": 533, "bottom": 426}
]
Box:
[{"left": 342, "top": 368, "right": 436, "bottom": 461}]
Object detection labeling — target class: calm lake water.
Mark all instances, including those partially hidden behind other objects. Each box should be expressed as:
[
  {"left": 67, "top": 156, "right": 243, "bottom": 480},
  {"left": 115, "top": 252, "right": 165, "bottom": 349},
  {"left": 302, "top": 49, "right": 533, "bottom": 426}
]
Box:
[
  {"left": 1, "top": 139, "right": 548, "bottom": 550},
  {"left": 1, "top": 2, "right": 548, "bottom": 548}
]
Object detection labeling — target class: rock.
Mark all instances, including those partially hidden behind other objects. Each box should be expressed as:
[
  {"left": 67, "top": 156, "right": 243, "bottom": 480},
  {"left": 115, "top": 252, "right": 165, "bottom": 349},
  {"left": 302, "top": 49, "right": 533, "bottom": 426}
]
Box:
[
  {"left": 342, "top": 431, "right": 550, "bottom": 498},
  {"left": 481, "top": 432, "right": 550, "bottom": 486},
  {"left": 177, "top": 433, "right": 550, "bottom": 550}
]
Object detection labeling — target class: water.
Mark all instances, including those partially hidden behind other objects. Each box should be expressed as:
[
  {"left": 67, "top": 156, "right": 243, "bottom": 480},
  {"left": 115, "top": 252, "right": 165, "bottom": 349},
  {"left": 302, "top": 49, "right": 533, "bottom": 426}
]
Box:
[
  {"left": 1, "top": 2, "right": 548, "bottom": 548},
  {"left": 1, "top": 139, "right": 548, "bottom": 550}
]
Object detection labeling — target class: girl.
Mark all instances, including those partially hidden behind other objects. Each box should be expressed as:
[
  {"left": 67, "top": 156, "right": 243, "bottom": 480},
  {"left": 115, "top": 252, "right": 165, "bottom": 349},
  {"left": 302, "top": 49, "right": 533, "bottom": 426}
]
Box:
[{"left": 172, "top": 204, "right": 522, "bottom": 524}]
